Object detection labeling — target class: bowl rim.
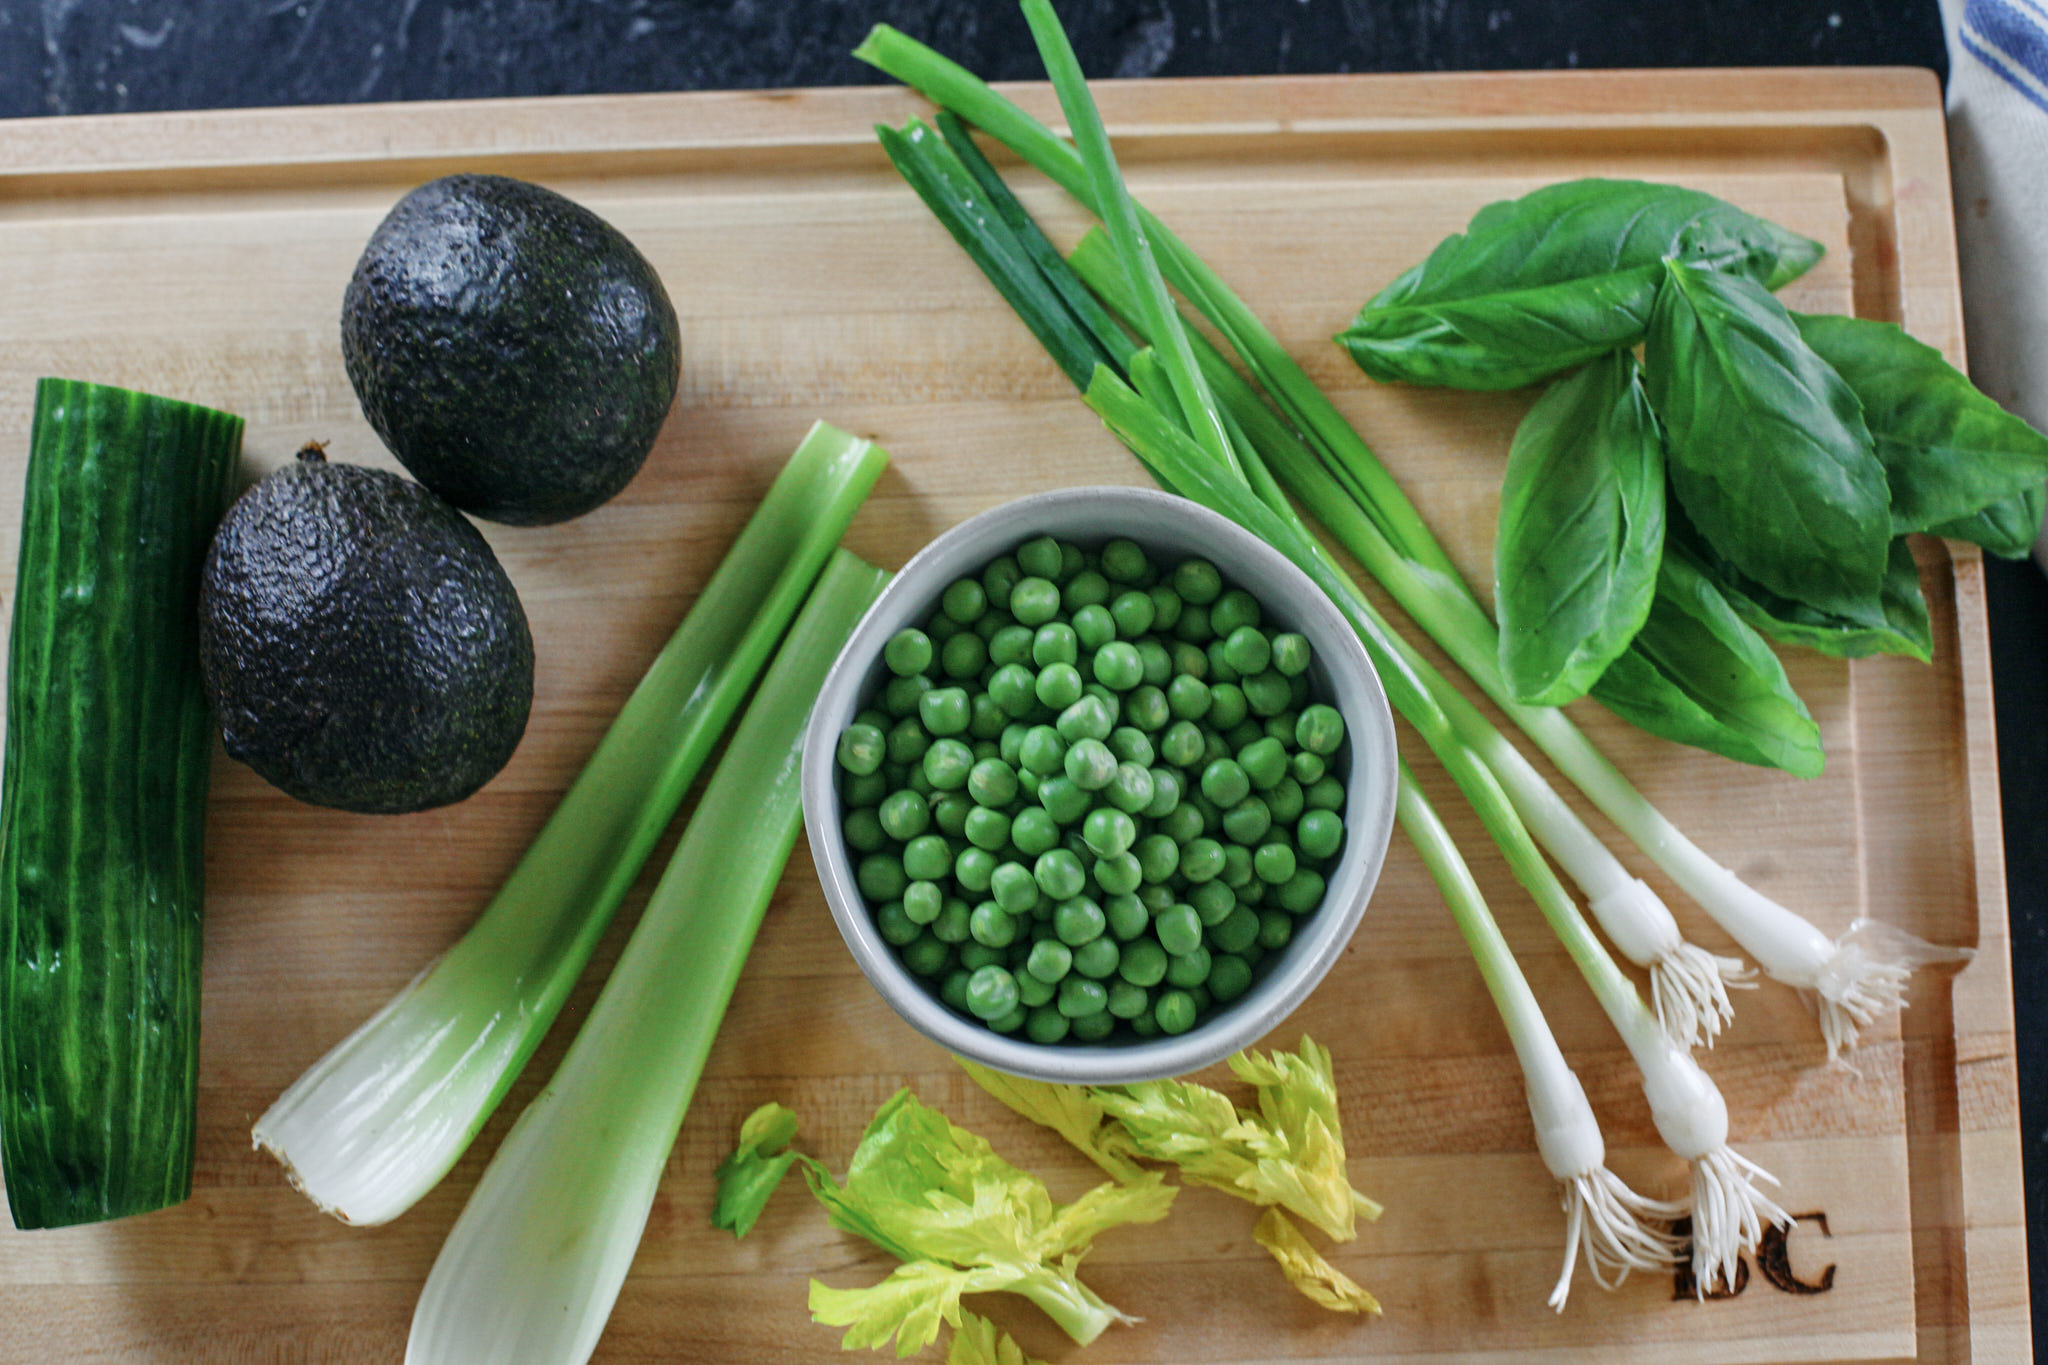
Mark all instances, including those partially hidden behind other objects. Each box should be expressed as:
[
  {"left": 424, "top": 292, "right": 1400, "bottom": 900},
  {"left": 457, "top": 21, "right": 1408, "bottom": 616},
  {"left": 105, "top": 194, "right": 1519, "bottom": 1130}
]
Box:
[{"left": 800, "top": 485, "right": 1398, "bottom": 1083}]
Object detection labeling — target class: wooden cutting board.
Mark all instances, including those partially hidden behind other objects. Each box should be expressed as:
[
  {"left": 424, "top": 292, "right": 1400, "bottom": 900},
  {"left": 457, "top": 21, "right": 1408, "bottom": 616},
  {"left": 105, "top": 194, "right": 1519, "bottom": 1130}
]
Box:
[{"left": 0, "top": 67, "right": 2025, "bottom": 1364}]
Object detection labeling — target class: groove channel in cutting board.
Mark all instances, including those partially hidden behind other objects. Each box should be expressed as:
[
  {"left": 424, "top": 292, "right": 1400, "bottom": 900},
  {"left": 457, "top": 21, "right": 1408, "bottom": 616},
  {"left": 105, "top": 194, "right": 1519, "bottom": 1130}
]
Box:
[{"left": 0, "top": 69, "right": 2021, "bottom": 1364}]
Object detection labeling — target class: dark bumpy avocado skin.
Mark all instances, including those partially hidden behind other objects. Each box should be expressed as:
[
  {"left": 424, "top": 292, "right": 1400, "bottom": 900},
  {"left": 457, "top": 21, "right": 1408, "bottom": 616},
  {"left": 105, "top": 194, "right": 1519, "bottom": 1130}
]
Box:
[
  {"left": 198, "top": 449, "right": 535, "bottom": 814},
  {"left": 341, "top": 173, "right": 682, "bottom": 526}
]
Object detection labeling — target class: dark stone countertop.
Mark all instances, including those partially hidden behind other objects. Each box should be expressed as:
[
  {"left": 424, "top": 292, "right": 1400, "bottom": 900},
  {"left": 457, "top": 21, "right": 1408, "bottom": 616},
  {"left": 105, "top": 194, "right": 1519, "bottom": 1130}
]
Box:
[{"left": 6, "top": 0, "right": 2041, "bottom": 1336}]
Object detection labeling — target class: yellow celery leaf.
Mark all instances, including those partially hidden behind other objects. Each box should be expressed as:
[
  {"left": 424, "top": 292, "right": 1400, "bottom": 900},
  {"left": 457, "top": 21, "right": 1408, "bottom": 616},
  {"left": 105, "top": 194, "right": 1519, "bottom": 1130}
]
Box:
[
  {"left": 947, "top": 1311, "right": 1048, "bottom": 1365},
  {"left": 712, "top": 1101, "right": 801, "bottom": 1239},
  {"left": 1252, "top": 1207, "right": 1382, "bottom": 1315},
  {"left": 809, "top": 1261, "right": 1022, "bottom": 1356},
  {"left": 957, "top": 1057, "right": 1148, "bottom": 1184}
]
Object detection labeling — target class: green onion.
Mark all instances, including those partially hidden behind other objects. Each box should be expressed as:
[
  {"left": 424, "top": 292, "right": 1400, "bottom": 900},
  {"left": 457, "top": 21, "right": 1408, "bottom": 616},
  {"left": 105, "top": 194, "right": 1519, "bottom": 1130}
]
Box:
[
  {"left": 254, "top": 422, "right": 887, "bottom": 1226},
  {"left": 407, "top": 550, "right": 889, "bottom": 1365}
]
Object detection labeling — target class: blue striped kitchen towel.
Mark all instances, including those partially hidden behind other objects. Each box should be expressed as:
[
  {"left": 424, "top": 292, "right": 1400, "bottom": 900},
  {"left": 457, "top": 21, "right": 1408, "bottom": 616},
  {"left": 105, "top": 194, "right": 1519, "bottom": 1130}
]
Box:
[{"left": 1941, "top": 0, "right": 2048, "bottom": 568}]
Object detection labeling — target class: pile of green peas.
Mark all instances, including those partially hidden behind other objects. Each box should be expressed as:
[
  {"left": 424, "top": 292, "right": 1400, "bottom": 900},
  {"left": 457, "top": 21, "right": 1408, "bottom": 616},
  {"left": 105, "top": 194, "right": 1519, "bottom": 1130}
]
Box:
[{"left": 835, "top": 533, "right": 1348, "bottom": 1046}]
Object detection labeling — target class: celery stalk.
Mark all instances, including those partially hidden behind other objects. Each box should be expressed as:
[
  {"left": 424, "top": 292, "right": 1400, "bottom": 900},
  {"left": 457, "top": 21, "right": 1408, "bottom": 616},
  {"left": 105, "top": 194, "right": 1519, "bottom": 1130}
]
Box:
[
  {"left": 406, "top": 550, "right": 888, "bottom": 1365},
  {"left": 254, "top": 422, "right": 888, "bottom": 1226}
]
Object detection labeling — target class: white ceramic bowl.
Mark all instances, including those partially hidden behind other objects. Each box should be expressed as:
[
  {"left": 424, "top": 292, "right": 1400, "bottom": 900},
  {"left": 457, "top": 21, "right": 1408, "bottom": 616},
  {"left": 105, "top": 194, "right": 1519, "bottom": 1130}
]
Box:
[{"left": 800, "top": 487, "right": 1397, "bottom": 1083}]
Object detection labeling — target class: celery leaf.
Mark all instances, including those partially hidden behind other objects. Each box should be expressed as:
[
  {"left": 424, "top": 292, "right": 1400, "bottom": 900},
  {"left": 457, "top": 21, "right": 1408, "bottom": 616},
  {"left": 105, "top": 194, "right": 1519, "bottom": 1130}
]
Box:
[
  {"left": 712, "top": 1101, "right": 801, "bottom": 1239},
  {"left": 1252, "top": 1208, "right": 1382, "bottom": 1315},
  {"left": 958, "top": 1057, "right": 1148, "bottom": 1184}
]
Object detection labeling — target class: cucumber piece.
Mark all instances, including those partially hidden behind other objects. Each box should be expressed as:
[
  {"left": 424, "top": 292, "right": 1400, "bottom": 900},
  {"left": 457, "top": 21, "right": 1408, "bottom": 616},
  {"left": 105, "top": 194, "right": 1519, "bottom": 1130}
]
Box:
[{"left": 1, "top": 378, "right": 242, "bottom": 1228}]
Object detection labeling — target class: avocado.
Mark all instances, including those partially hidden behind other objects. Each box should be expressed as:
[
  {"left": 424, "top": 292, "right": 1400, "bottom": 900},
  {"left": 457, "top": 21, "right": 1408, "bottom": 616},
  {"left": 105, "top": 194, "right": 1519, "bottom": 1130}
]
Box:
[
  {"left": 340, "top": 173, "right": 682, "bottom": 526},
  {"left": 197, "top": 446, "right": 535, "bottom": 814}
]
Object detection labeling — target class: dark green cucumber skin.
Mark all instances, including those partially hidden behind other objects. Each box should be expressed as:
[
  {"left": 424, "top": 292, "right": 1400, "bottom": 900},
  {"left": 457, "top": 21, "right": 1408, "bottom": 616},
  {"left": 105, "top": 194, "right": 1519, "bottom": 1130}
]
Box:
[{"left": 0, "top": 378, "right": 241, "bottom": 1229}]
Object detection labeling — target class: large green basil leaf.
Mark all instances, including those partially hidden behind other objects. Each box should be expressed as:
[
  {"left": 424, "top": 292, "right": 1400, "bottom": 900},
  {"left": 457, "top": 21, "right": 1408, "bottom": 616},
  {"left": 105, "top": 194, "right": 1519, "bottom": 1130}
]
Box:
[
  {"left": 1591, "top": 543, "right": 1824, "bottom": 778},
  {"left": 1644, "top": 261, "right": 1889, "bottom": 619},
  {"left": 1793, "top": 312, "right": 2048, "bottom": 538},
  {"left": 1495, "top": 352, "right": 1665, "bottom": 706},
  {"left": 1931, "top": 484, "right": 2044, "bottom": 558},
  {"left": 1337, "top": 178, "right": 1825, "bottom": 391}
]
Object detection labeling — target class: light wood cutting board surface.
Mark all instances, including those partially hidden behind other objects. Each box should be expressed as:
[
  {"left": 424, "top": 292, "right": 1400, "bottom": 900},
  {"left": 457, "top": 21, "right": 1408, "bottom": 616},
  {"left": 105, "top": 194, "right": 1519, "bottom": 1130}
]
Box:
[{"left": 0, "top": 67, "right": 2024, "bottom": 1364}]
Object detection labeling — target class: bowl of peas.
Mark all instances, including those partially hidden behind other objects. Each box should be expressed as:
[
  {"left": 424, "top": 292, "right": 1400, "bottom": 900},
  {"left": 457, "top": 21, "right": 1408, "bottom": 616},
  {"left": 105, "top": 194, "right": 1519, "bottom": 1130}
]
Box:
[{"left": 800, "top": 486, "right": 1397, "bottom": 1083}]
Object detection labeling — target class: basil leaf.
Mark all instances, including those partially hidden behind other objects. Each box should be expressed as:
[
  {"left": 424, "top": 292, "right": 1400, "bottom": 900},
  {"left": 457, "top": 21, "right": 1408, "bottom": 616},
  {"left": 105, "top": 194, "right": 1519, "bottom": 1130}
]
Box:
[
  {"left": 1591, "top": 543, "right": 1824, "bottom": 778},
  {"left": 1644, "top": 261, "right": 1889, "bottom": 619},
  {"left": 1495, "top": 352, "right": 1665, "bottom": 705},
  {"left": 1931, "top": 484, "right": 2044, "bottom": 558},
  {"left": 1715, "top": 539, "right": 1931, "bottom": 662},
  {"left": 1338, "top": 178, "right": 1825, "bottom": 391},
  {"left": 1792, "top": 312, "right": 2048, "bottom": 537}
]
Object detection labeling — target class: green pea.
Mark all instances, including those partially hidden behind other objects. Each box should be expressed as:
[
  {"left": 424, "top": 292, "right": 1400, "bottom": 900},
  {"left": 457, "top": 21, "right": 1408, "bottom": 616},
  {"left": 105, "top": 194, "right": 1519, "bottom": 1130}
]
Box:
[
  {"left": 1056, "top": 695, "right": 1115, "bottom": 744},
  {"left": 1277, "top": 869, "right": 1327, "bottom": 914},
  {"left": 931, "top": 792, "right": 973, "bottom": 837},
  {"left": 1037, "top": 775, "right": 1091, "bottom": 825},
  {"left": 1102, "top": 727, "right": 1149, "bottom": 769},
  {"left": 1220, "top": 843, "right": 1254, "bottom": 889},
  {"left": 883, "top": 629, "right": 933, "bottom": 678},
  {"left": 964, "top": 806, "right": 1011, "bottom": 852},
  {"left": 901, "top": 931, "right": 952, "bottom": 978},
  {"left": 1270, "top": 632, "right": 1311, "bottom": 677},
  {"left": 1019, "top": 725, "right": 1066, "bottom": 777},
  {"left": 1073, "top": 936, "right": 1120, "bottom": 980},
  {"left": 1189, "top": 880, "right": 1236, "bottom": 927},
  {"left": 1107, "top": 980, "right": 1150, "bottom": 1019},
  {"left": 1065, "top": 738, "right": 1117, "bottom": 790},
  {"left": 1290, "top": 750, "right": 1326, "bottom": 785},
  {"left": 1160, "top": 720, "right": 1205, "bottom": 768},
  {"left": 931, "top": 898, "right": 972, "bottom": 944},
  {"left": 1305, "top": 775, "right": 1345, "bottom": 811},
  {"left": 1205, "top": 639, "right": 1240, "bottom": 686},
  {"left": 1123, "top": 685, "right": 1170, "bottom": 733},
  {"left": 1119, "top": 939, "right": 1169, "bottom": 987},
  {"left": 1053, "top": 893, "right": 1107, "bottom": 945},
  {"left": 1242, "top": 670, "right": 1291, "bottom": 718},
  {"left": 1170, "top": 640, "right": 1207, "bottom": 681},
  {"left": 1025, "top": 1005, "right": 1070, "bottom": 1043},
  {"left": 1209, "top": 953, "right": 1253, "bottom": 1003},
  {"left": 1221, "top": 626, "right": 1272, "bottom": 677},
  {"left": 1101, "top": 538, "right": 1150, "bottom": 583},
  {"left": 1175, "top": 602, "right": 1214, "bottom": 645},
  {"left": 898, "top": 835, "right": 947, "bottom": 883},
  {"left": 1026, "top": 938, "right": 1073, "bottom": 983},
  {"left": 926, "top": 611, "right": 962, "bottom": 643},
  {"left": 842, "top": 767, "right": 888, "bottom": 809},
  {"left": 1104, "top": 893, "right": 1150, "bottom": 942},
  {"left": 843, "top": 807, "right": 886, "bottom": 853},
  {"left": 1025, "top": 623, "right": 1072, "bottom": 669},
  {"left": 1035, "top": 662, "right": 1084, "bottom": 710},
  {"left": 1262, "top": 712, "right": 1298, "bottom": 746},
  {"left": 1226, "top": 719, "right": 1265, "bottom": 753},
  {"left": 1267, "top": 776, "right": 1307, "bottom": 824},
  {"left": 1094, "top": 763, "right": 1148, "bottom": 817},
  {"left": 876, "top": 900, "right": 919, "bottom": 946},
  {"left": 1016, "top": 970, "right": 1055, "bottom": 1007},
  {"left": 1211, "top": 905, "right": 1261, "bottom": 954},
  {"left": 969, "top": 693, "right": 1007, "bottom": 740},
  {"left": 1093, "top": 853, "right": 1142, "bottom": 896},
  {"left": 1057, "top": 976, "right": 1108, "bottom": 1018},
  {"left": 1106, "top": 590, "right": 1153, "bottom": 640},
  {"left": 934, "top": 631, "right": 982, "bottom": 681},
  {"left": 1238, "top": 737, "right": 1288, "bottom": 791},
  {"left": 990, "top": 624, "right": 1034, "bottom": 667},
  {"left": 1034, "top": 849, "right": 1087, "bottom": 901},
  {"left": 1010, "top": 577, "right": 1061, "bottom": 627},
  {"left": 1063, "top": 604, "right": 1109, "bottom": 652},
  {"left": 922, "top": 738, "right": 974, "bottom": 789},
  {"left": 1090, "top": 641, "right": 1143, "bottom": 691},
  {"left": 1211, "top": 588, "right": 1261, "bottom": 634},
  {"left": 918, "top": 687, "right": 969, "bottom": 738},
  {"left": 1201, "top": 730, "right": 1232, "bottom": 768},
  {"left": 1253, "top": 841, "right": 1299, "bottom": 887},
  {"left": 857, "top": 853, "right": 907, "bottom": 902},
  {"left": 1017, "top": 536, "right": 1063, "bottom": 581},
  {"left": 954, "top": 847, "right": 995, "bottom": 894},
  {"left": 1172, "top": 558, "right": 1222, "bottom": 605},
  {"left": 1297, "top": 809, "right": 1344, "bottom": 860},
  {"left": 1208, "top": 682, "right": 1248, "bottom": 729},
  {"left": 1164, "top": 673, "right": 1210, "bottom": 722},
  {"left": 968, "top": 758, "right": 1020, "bottom": 808},
  {"left": 962, "top": 898, "right": 1014, "bottom": 946},
  {"left": 837, "top": 723, "right": 885, "bottom": 775},
  {"left": 1127, "top": 833, "right": 1175, "bottom": 885},
  {"left": 1165, "top": 946, "right": 1212, "bottom": 989},
  {"left": 974, "top": 612, "right": 1006, "bottom": 642},
  {"left": 989, "top": 864, "right": 1035, "bottom": 916},
  {"left": 1155, "top": 902, "right": 1203, "bottom": 956},
  {"left": 1063, "top": 569, "right": 1112, "bottom": 613},
  {"left": 1070, "top": 1010, "right": 1116, "bottom": 1041},
  {"left": 1082, "top": 807, "right": 1137, "bottom": 860},
  {"left": 1129, "top": 1008, "right": 1161, "bottom": 1038},
  {"left": 1143, "top": 768, "right": 1183, "bottom": 820},
  {"left": 1219, "top": 796, "right": 1270, "bottom": 845},
  {"left": 1181, "top": 838, "right": 1225, "bottom": 884},
  {"left": 942, "top": 578, "right": 987, "bottom": 624},
  {"left": 1201, "top": 759, "right": 1251, "bottom": 808},
  {"left": 1154, "top": 989, "right": 1197, "bottom": 1034},
  {"left": 1258, "top": 909, "right": 1294, "bottom": 950},
  {"left": 1297, "top": 704, "right": 1346, "bottom": 756},
  {"left": 1148, "top": 584, "right": 1184, "bottom": 632},
  {"left": 1158, "top": 801, "right": 1205, "bottom": 845},
  {"left": 878, "top": 789, "right": 929, "bottom": 841},
  {"left": 1011, "top": 806, "right": 1060, "bottom": 856},
  {"left": 892, "top": 878, "right": 938, "bottom": 923}
]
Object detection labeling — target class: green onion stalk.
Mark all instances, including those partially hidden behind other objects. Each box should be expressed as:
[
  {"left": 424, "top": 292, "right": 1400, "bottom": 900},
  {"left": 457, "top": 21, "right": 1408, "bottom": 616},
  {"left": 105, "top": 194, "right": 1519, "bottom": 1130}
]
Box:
[
  {"left": 406, "top": 550, "right": 889, "bottom": 1365},
  {"left": 852, "top": 18, "right": 1962, "bottom": 1064},
  {"left": 891, "top": 3, "right": 1791, "bottom": 1291},
  {"left": 254, "top": 423, "right": 887, "bottom": 1226}
]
